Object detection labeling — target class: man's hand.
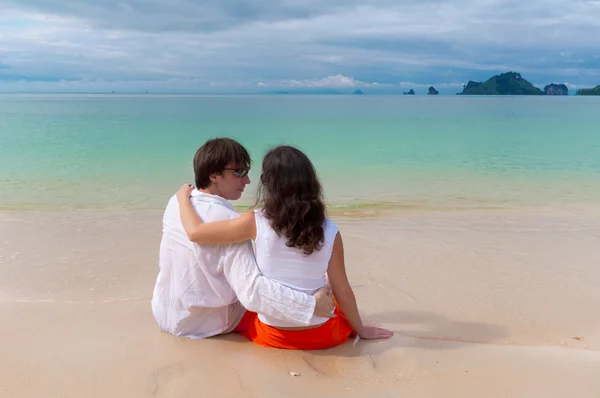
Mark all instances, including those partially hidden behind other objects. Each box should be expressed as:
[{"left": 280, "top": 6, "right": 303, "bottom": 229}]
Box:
[{"left": 313, "top": 285, "right": 336, "bottom": 318}]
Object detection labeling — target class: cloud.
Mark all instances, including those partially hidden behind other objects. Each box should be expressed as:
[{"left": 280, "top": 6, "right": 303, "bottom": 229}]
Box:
[
  {"left": 281, "top": 75, "right": 366, "bottom": 88},
  {"left": 2, "top": 0, "right": 398, "bottom": 33},
  {"left": 1, "top": 0, "right": 600, "bottom": 92}
]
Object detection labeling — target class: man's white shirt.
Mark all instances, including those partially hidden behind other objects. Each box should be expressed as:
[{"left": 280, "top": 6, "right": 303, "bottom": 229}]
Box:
[{"left": 151, "top": 190, "right": 316, "bottom": 338}]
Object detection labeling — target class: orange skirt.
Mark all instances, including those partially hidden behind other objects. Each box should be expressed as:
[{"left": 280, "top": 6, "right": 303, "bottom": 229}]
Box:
[{"left": 234, "top": 303, "right": 354, "bottom": 350}]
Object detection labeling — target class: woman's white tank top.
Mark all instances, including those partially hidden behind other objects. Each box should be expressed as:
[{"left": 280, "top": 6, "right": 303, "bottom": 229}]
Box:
[{"left": 253, "top": 209, "right": 339, "bottom": 327}]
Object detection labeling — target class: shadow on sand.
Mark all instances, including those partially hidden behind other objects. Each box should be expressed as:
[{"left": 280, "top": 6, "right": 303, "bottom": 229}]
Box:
[{"left": 212, "top": 309, "right": 509, "bottom": 359}]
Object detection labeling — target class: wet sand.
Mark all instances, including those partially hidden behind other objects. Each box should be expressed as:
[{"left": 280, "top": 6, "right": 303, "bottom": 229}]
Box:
[{"left": 1, "top": 210, "right": 600, "bottom": 397}]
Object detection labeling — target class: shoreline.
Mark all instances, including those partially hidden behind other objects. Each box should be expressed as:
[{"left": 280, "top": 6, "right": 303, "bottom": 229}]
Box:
[{"left": 2, "top": 199, "right": 600, "bottom": 217}]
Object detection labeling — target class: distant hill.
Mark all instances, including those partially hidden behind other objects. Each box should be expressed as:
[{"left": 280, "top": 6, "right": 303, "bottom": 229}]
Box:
[
  {"left": 576, "top": 85, "right": 600, "bottom": 96},
  {"left": 352, "top": 89, "right": 365, "bottom": 95},
  {"left": 458, "top": 72, "right": 543, "bottom": 95}
]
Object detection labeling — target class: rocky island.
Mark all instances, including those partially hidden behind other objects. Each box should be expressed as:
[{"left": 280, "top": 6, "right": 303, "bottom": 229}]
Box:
[
  {"left": 403, "top": 89, "right": 415, "bottom": 95},
  {"left": 458, "top": 72, "right": 543, "bottom": 95},
  {"left": 352, "top": 89, "right": 364, "bottom": 95},
  {"left": 544, "top": 84, "right": 568, "bottom": 95},
  {"left": 428, "top": 86, "right": 439, "bottom": 95}
]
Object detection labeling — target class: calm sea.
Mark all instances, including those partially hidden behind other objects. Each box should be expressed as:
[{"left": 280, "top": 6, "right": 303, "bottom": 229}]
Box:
[{"left": 1, "top": 94, "right": 599, "bottom": 213}]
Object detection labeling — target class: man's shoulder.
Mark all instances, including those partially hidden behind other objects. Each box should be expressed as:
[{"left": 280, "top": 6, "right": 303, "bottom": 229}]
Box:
[
  {"left": 163, "top": 192, "right": 240, "bottom": 223},
  {"left": 200, "top": 203, "right": 240, "bottom": 222},
  {"left": 190, "top": 194, "right": 240, "bottom": 222}
]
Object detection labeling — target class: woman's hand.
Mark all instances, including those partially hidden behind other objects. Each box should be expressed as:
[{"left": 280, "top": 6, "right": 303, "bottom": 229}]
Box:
[
  {"left": 176, "top": 184, "right": 195, "bottom": 203},
  {"left": 357, "top": 326, "right": 394, "bottom": 340}
]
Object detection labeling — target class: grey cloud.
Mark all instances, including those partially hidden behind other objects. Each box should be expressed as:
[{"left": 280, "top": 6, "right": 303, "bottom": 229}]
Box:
[
  {"left": 1, "top": 0, "right": 600, "bottom": 91},
  {"left": 3, "top": 0, "right": 401, "bottom": 32}
]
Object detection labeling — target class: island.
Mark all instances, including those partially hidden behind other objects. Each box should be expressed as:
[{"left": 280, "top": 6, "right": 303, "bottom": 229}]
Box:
[
  {"left": 428, "top": 86, "right": 439, "bottom": 95},
  {"left": 458, "top": 72, "right": 543, "bottom": 95},
  {"left": 403, "top": 89, "right": 415, "bottom": 95},
  {"left": 576, "top": 85, "right": 600, "bottom": 96},
  {"left": 352, "top": 89, "right": 365, "bottom": 95},
  {"left": 544, "top": 84, "right": 568, "bottom": 95}
]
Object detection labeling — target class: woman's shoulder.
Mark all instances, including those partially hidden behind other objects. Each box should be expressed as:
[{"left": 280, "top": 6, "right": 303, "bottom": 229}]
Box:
[
  {"left": 323, "top": 218, "right": 339, "bottom": 239},
  {"left": 252, "top": 208, "right": 267, "bottom": 222},
  {"left": 252, "top": 208, "right": 271, "bottom": 236},
  {"left": 324, "top": 217, "right": 336, "bottom": 226}
]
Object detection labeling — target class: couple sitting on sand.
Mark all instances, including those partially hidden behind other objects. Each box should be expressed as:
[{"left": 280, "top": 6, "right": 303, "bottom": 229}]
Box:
[{"left": 152, "top": 137, "right": 393, "bottom": 350}]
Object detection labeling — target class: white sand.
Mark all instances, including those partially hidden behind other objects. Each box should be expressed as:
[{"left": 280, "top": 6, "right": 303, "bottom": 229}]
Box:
[{"left": 1, "top": 210, "right": 600, "bottom": 397}]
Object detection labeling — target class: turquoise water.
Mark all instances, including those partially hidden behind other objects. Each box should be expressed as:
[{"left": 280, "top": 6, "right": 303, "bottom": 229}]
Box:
[{"left": 1, "top": 94, "right": 599, "bottom": 212}]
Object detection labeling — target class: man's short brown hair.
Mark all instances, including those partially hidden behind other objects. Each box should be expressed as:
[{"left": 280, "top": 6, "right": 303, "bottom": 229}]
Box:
[{"left": 193, "top": 138, "right": 252, "bottom": 189}]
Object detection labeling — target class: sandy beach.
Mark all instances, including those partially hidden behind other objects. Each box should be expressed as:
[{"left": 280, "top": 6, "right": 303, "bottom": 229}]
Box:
[{"left": 1, "top": 209, "right": 600, "bottom": 397}]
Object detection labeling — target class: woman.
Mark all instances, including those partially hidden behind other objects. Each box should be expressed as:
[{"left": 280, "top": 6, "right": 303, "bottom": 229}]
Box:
[{"left": 176, "top": 145, "right": 393, "bottom": 350}]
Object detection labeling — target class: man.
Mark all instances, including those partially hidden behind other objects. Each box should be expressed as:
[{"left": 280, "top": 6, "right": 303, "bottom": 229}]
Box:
[{"left": 152, "top": 137, "right": 333, "bottom": 338}]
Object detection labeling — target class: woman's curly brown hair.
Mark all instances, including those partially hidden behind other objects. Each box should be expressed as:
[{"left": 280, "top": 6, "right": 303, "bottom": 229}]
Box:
[{"left": 255, "top": 145, "right": 326, "bottom": 255}]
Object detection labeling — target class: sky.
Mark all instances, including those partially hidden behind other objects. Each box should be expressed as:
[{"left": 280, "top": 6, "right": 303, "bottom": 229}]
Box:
[{"left": 1, "top": 0, "right": 599, "bottom": 93}]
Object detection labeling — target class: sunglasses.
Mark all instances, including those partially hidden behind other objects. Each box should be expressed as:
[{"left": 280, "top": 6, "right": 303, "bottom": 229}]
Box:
[{"left": 223, "top": 167, "right": 250, "bottom": 178}]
